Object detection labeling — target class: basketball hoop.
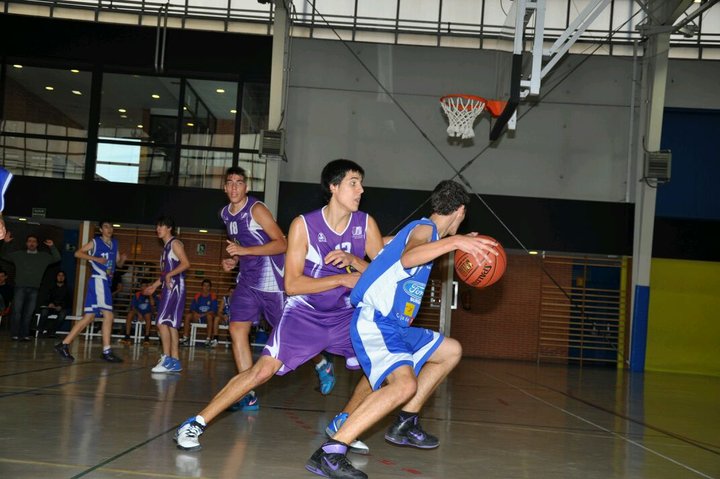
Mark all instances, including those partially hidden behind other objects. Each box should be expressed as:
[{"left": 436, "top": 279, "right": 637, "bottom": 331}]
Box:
[{"left": 440, "top": 94, "right": 505, "bottom": 140}]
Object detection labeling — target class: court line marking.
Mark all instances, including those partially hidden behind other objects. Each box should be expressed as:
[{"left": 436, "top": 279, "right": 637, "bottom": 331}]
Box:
[{"left": 483, "top": 370, "right": 715, "bottom": 479}]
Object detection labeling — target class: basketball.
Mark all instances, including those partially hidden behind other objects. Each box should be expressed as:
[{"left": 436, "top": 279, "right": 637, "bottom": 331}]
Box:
[{"left": 454, "top": 237, "right": 507, "bottom": 288}]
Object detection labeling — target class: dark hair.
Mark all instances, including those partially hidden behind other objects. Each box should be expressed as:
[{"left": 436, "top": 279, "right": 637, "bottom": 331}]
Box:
[
  {"left": 201, "top": 279, "right": 212, "bottom": 286},
  {"left": 225, "top": 167, "right": 247, "bottom": 181},
  {"left": 98, "top": 220, "right": 113, "bottom": 229},
  {"left": 430, "top": 180, "right": 470, "bottom": 215},
  {"left": 26, "top": 234, "right": 39, "bottom": 243},
  {"left": 320, "top": 159, "right": 364, "bottom": 203},
  {"left": 156, "top": 215, "right": 176, "bottom": 235}
]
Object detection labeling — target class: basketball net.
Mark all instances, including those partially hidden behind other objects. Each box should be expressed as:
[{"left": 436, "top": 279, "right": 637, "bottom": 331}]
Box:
[{"left": 440, "top": 94, "right": 505, "bottom": 140}]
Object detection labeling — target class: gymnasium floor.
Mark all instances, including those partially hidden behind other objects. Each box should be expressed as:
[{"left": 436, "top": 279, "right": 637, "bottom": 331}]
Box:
[{"left": 1, "top": 335, "right": 718, "bottom": 479}]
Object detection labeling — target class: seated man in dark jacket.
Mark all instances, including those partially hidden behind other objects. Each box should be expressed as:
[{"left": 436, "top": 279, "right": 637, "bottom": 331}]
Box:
[{"left": 37, "top": 271, "right": 73, "bottom": 338}]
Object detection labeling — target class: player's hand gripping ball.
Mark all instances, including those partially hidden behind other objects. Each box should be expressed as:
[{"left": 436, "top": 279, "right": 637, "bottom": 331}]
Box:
[{"left": 454, "top": 236, "right": 507, "bottom": 288}]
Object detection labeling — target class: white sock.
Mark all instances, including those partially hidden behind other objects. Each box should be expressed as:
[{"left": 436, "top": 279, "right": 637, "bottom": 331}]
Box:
[
  {"left": 315, "top": 358, "right": 328, "bottom": 370},
  {"left": 195, "top": 415, "right": 206, "bottom": 426}
]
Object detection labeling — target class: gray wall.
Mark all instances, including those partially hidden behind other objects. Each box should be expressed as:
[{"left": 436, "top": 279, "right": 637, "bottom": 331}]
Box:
[{"left": 280, "top": 38, "right": 720, "bottom": 204}]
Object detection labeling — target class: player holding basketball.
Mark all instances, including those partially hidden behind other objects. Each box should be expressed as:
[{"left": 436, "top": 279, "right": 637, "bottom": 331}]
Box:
[
  {"left": 306, "top": 180, "right": 499, "bottom": 479},
  {"left": 175, "top": 159, "right": 384, "bottom": 451}
]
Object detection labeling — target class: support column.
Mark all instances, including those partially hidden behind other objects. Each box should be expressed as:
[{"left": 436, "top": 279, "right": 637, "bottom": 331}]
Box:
[
  {"left": 629, "top": 31, "right": 670, "bottom": 372},
  {"left": 263, "top": 0, "right": 289, "bottom": 217}
]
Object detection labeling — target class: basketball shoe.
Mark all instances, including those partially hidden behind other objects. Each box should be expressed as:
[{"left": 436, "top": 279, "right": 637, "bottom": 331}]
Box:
[
  {"left": 325, "top": 412, "right": 370, "bottom": 455},
  {"left": 305, "top": 440, "right": 367, "bottom": 479},
  {"left": 228, "top": 391, "right": 259, "bottom": 412},
  {"left": 102, "top": 349, "right": 124, "bottom": 363},
  {"left": 54, "top": 342, "right": 74, "bottom": 361},
  {"left": 175, "top": 416, "right": 205, "bottom": 451},
  {"left": 316, "top": 360, "right": 336, "bottom": 395},
  {"left": 384, "top": 414, "right": 439, "bottom": 449}
]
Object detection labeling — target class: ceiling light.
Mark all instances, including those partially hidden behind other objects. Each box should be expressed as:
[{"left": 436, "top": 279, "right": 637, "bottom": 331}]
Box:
[
  {"left": 199, "top": 229, "right": 208, "bottom": 233},
  {"left": 70, "top": 69, "right": 80, "bottom": 73},
  {"left": 72, "top": 90, "right": 82, "bottom": 95},
  {"left": 528, "top": 251, "right": 538, "bottom": 255},
  {"left": 112, "top": 224, "right": 121, "bottom": 227},
  {"left": 137, "top": 124, "right": 144, "bottom": 129},
  {"left": 12, "top": 64, "right": 23, "bottom": 69},
  {"left": 216, "top": 88, "right": 226, "bottom": 94},
  {"left": 151, "top": 94, "right": 160, "bottom": 99},
  {"left": 118, "top": 108, "right": 127, "bottom": 113},
  {"left": 45, "top": 86, "right": 54, "bottom": 91},
  {"left": 186, "top": 122, "right": 194, "bottom": 127},
  {"left": 230, "top": 109, "right": 237, "bottom": 114},
  {"left": 18, "top": 217, "right": 27, "bottom": 221},
  {"left": 183, "top": 106, "right": 188, "bottom": 111},
  {"left": 120, "top": 114, "right": 128, "bottom": 119}
]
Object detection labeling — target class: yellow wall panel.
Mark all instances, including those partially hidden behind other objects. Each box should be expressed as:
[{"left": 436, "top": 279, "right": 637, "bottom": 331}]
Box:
[{"left": 647, "top": 258, "right": 720, "bottom": 376}]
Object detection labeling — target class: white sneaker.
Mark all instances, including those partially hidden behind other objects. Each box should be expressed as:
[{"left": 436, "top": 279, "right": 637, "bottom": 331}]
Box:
[
  {"left": 325, "top": 412, "right": 370, "bottom": 455},
  {"left": 151, "top": 354, "right": 169, "bottom": 373},
  {"left": 175, "top": 417, "right": 205, "bottom": 451}
]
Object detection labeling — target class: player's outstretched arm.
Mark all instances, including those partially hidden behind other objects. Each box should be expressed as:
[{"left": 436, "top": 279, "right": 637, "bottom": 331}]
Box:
[
  {"left": 401, "top": 226, "right": 498, "bottom": 269},
  {"left": 74, "top": 240, "right": 106, "bottom": 264}
]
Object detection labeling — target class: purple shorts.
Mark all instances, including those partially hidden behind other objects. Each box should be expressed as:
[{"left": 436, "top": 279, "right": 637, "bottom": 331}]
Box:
[
  {"left": 230, "top": 282, "right": 284, "bottom": 330},
  {"left": 156, "top": 280, "right": 185, "bottom": 329},
  {"left": 262, "top": 297, "right": 360, "bottom": 375}
]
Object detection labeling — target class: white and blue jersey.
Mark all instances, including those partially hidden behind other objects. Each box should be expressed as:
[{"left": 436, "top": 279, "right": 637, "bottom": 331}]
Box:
[
  {"left": 350, "top": 218, "right": 443, "bottom": 390},
  {"left": 83, "top": 237, "right": 118, "bottom": 314}
]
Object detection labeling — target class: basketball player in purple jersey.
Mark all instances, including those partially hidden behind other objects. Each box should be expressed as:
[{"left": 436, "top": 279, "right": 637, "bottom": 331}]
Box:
[
  {"left": 175, "top": 159, "right": 384, "bottom": 452},
  {"left": 145, "top": 216, "right": 190, "bottom": 374},
  {"left": 55, "top": 220, "right": 127, "bottom": 362},
  {"left": 220, "top": 166, "right": 287, "bottom": 410}
]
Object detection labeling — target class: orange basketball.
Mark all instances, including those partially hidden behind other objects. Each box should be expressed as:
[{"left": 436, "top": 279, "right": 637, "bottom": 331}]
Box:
[{"left": 454, "top": 236, "right": 507, "bottom": 288}]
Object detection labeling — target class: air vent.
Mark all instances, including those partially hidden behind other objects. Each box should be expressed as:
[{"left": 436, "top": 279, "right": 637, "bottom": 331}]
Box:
[
  {"left": 644, "top": 150, "right": 671, "bottom": 183},
  {"left": 259, "top": 130, "right": 284, "bottom": 159}
]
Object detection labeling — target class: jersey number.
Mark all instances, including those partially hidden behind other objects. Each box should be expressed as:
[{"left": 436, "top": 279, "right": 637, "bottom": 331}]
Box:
[
  {"left": 335, "top": 242, "right": 352, "bottom": 254},
  {"left": 229, "top": 222, "right": 238, "bottom": 235}
]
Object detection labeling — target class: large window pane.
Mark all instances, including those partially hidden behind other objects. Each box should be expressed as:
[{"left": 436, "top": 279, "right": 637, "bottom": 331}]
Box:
[
  {"left": 238, "top": 151, "right": 266, "bottom": 193},
  {"left": 96, "top": 140, "right": 174, "bottom": 185},
  {"left": 0, "top": 135, "right": 85, "bottom": 179},
  {"left": 2, "top": 64, "right": 91, "bottom": 138},
  {"left": 100, "top": 74, "right": 181, "bottom": 143},
  {"left": 240, "top": 82, "right": 270, "bottom": 134},
  {"left": 178, "top": 148, "right": 233, "bottom": 189},
  {"left": 182, "top": 79, "right": 237, "bottom": 148}
]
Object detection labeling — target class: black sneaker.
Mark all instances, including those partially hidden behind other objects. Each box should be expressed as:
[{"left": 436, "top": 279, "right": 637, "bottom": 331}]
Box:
[
  {"left": 305, "top": 441, "right": 367, "bottom": 479},
  {"left": 384, "top": 414, "right": 439, "bottom": 449},
  {"left": 54, "top": 342, "right": 75, "bottom": 361},
  {"left": 102, "top": 350, "right": 124, "bottom": 363}
]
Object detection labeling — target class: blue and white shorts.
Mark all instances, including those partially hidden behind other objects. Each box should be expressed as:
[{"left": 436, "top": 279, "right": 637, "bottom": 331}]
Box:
[
  {"left": 350, "top": 305, "right": 443, "bottom": 390},
  {"left": 83, "top": 276, "right": 113, "bottom": 315}
]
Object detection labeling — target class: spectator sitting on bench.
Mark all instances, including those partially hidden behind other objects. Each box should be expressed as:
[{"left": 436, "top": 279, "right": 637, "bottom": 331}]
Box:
[
  {"left": 180, "top": 279, "right": 218, "bottom": 347},
  {"left": 120, "top": 279, "right": 158, "bottom": 345},
  {"left": 37, "top": 270, "right": 73, "bottom": 338}
]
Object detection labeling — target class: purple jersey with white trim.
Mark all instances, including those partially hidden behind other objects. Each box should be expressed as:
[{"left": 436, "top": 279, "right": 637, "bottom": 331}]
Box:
[
  {"left": 293, "top": 207, "right": 368, "bottom": 312},
  {"left": 157, "top": 237, "right": 185, "bottom": 327},
  {"left": 220, "top": 196, "right": 284, "bottom": 293}
]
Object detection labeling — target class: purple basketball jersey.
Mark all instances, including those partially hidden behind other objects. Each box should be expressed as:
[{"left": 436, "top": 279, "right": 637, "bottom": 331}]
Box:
[
  {"left": 157, "top": 237, "right": 186, "bottom": 327},
  {"left": 220, "top": 196, "right": 284, "bottom": 293},
  {"left": 294, "top": 207, "right": 368, "bottom": 312}
]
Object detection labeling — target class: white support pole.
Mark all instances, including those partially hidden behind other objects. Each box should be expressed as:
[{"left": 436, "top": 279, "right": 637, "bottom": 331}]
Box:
[
  {"left": 74, "top": 221, "right": 91, "bottom": 317},
  {"left": 264, "top": 0, "right": 289, "bottom": 217},
  {"left": 629, "top": 30, "right": 670, "bottom": 372}
]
